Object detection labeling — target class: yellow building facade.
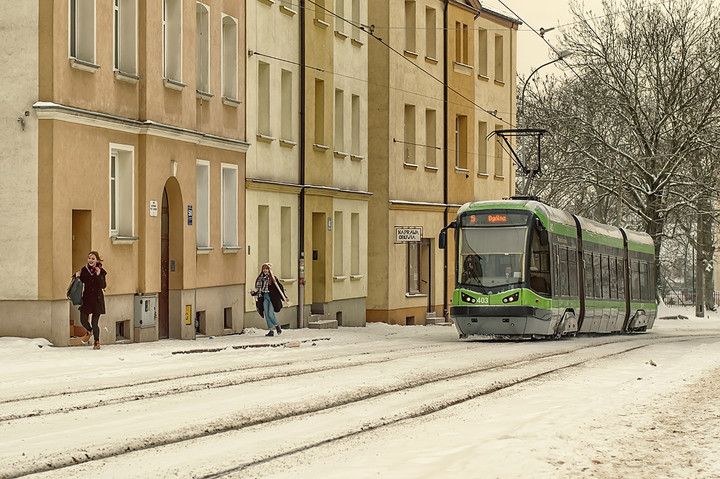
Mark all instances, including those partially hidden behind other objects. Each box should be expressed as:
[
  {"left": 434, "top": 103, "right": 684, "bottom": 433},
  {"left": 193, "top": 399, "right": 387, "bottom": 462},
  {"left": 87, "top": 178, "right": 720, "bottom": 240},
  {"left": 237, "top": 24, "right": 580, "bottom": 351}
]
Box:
[
  {"left": 367, "top": 0, "right": 519, "bottom": 325},
  {"left": 0, "top": 1, "right": 248, "bottom": 345}
]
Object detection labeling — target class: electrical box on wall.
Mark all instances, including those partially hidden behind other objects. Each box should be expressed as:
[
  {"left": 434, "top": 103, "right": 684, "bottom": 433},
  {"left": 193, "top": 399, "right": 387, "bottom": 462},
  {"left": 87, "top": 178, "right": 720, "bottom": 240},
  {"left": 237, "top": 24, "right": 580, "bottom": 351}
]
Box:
[{"left": 134, "top": 294, "right": 157, "bottom": 328}]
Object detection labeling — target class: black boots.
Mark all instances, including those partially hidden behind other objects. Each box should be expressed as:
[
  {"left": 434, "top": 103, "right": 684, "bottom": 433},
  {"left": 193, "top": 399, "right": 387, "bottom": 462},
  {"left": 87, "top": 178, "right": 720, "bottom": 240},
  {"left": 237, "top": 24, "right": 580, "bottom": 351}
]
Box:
[
  {"left": 265, "top": 331, "right": 274, "bottom": 337},
  {"left": 275, "top": 325, "right": 282, "bottom": 335}
]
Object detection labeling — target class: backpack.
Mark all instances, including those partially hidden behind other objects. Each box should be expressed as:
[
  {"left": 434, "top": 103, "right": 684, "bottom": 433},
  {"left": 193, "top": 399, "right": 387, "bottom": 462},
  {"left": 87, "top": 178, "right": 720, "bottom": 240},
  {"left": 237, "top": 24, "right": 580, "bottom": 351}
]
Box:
[{"left": 66, "top": 275, "right": 83, "bottom": 306}]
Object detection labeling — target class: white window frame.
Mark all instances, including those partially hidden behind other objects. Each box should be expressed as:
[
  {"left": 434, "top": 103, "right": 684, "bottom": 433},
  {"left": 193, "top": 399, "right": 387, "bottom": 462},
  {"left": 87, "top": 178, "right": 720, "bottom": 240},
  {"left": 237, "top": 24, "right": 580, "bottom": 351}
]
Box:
[
  {"left": 109, "top": 144, "right": 135, "bottom": 238},
  {"left": 113, "top": 0, "right": 137, "bottom": 74},
  {"left": 163, "top": 0, "right": 183, "bottom": 82},
  {"left": 221, "top": 164, "right": 239, "bottom": 248},
  {"left": 221, "top": 14, "right": 239, "bottom": 101},
  {"left": 196, "top": 2, "right": 210, "bottom": 94},
  {"left": 69, "top": 0, "right": 96, "bottom": 64},
  {"left": 196, "top": 160, "right": 211, "bottom": 249}
]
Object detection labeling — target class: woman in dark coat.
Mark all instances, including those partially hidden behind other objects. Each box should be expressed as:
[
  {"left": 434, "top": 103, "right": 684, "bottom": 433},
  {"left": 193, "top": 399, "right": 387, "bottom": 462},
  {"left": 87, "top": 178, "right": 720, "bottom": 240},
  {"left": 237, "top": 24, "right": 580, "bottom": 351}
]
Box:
[
  {"left": 75, "top": 250, "right": 107, "bottom": 350},
  {"left": 250, "top": 263, "right": 288, "bottom": 337}
]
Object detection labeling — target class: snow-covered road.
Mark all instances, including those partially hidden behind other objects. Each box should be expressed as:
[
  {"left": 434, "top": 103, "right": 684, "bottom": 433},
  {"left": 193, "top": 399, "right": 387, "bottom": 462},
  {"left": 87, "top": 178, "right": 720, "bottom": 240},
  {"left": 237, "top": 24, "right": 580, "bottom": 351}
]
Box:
[{"left": 1, "top": 305, "right": 720, "bottom": 478}]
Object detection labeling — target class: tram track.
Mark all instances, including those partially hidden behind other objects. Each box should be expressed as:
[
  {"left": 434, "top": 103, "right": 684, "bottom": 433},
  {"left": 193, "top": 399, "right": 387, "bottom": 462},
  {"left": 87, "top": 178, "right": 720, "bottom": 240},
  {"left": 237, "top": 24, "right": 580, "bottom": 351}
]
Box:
[{"left": 5, "top": 333, "right": 717, "bottom": 478}]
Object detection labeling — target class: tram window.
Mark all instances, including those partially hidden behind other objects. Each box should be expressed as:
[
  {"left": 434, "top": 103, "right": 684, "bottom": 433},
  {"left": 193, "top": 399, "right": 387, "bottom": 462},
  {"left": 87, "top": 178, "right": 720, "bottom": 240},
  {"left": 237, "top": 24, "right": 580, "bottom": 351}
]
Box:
[
  {"left": 593, "top": 253, "right": 602, "bottom": 298},
  {"left": 558, "top": 246, "right": 569, "bottom": 297},
  {"left": 640, "top": 262, "right": 649, "bottom": 301},
  {"left": 584, "top": 252, "right": 594, "bottom": 299},
  {"left": 568, "top": 248, "right": 578, "bottom": 296},
  {"left": 631, "top": 260, "right": 641, "bottom": 301},
  {"left": 609, "top": 257, "right": 617, "bottom": 300},
  {"left": 601, "top": 255, "right": 610, "bottom": 299},
  {"left": 617, "top": 258, "right": 625, "bottom": 300}
]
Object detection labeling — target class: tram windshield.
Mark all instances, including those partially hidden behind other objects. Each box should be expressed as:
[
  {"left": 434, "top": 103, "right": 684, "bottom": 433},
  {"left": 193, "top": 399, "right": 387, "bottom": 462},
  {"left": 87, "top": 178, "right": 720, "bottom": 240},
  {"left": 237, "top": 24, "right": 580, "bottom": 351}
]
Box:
[{"left": 458, "top": 226, "right": 528, "bottom": 288}]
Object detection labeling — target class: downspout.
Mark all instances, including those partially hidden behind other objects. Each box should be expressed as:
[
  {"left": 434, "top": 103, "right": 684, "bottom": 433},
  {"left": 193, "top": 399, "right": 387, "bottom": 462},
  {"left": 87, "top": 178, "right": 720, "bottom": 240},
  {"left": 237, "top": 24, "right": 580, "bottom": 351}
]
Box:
[
  {"left": 442, "top": 0, "right": 450, "bottom": 321},
  {"left": 298, "top": 0, "right": 306, "bottom": 329}
]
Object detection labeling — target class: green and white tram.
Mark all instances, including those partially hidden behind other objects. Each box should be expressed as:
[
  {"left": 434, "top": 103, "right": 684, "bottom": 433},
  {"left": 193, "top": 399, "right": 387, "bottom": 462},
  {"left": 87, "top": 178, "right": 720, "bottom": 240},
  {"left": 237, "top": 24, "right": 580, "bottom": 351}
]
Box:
[{"left": 439, "top": 199, "right": 657, "bottom": 339}]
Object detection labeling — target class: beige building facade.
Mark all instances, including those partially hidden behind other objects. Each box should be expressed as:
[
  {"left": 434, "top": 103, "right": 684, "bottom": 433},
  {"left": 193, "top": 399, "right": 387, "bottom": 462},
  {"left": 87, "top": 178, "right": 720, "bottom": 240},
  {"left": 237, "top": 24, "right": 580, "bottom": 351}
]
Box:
[
  {"left": 367, "top": 0, "right": 519, "bottom": 325},
  {"left": 0, "top": 1, "right": 248, "bottom": 346}
]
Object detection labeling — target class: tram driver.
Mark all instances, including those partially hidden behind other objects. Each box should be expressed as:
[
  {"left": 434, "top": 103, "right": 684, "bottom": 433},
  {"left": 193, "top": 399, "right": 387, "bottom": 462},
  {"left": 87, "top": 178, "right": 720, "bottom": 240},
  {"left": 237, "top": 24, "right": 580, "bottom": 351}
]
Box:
[{"left": 461, "top": 254, "right": 483, "bottom": 284}]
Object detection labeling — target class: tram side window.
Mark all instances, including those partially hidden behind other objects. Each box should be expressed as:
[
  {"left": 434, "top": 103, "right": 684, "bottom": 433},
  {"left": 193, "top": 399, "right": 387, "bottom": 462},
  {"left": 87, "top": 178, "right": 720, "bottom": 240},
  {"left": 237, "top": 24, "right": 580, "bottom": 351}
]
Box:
[
  {"left": 617, "top": 258, "right": 625, "bottom": 300},
  {"left": 568, "top": 248, "right": 578, "bottom": 296},
  {"left": 630, "top": 260, "right": 641, "bottom": 301},
  {"left": 640, "top": 262, "right": 649, "bottom": 301},
  {"left": 609, "top": 256, "right": 617, "bottom": 300},
  {"left": 593, "top": 253, "right": 602, "bottom": 298},
  {"left": 584, "top": 252, "right": 594, "bottom": 299},
  {"left": 557, "top": 246, "right": 569, "bottom": 297},
  {"left": 601, "top": 255, "right": 610, "bottom": 299},
  {"left": 529, "top": 227, "right": 551, "bottom": 295}
]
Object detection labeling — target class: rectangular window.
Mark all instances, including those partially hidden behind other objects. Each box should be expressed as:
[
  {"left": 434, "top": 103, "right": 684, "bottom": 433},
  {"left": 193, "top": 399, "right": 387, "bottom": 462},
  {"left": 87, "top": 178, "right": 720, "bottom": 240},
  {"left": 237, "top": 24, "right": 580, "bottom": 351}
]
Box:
[
  {"left": 258, "top": 205, "right": 269, "bottom": 267},
  {"left": 281, "top": 70, "right": 293, "bottom": 140},
  {"left": 425, "top": 109, "right": 436, "bottom": 167},
  {"left": 315, "top": 0, "right": 326, "bottom": 22},
  {"left": 221, "top": 164, "right": 238, "bottom": 247},
  {"left": 558, "top": 246, "right": 569, "bottom": 297},
  {"left": 315, "top": 79, "right": 325, "bottom": 145},
  {"left": 425, "top": 7, "right": 436, "bottom": 59},
  {"left": 462, "top": 24, "right": 469, "bottom": 64},
  {"left": 258, "top": 62, "right": 270, "bottom": 136},
  {"left": 593, "top": 253, "right": 602, "bottom": 298},
  {"left": 163, "top": 0, "right": 182, "bottom": 81},
  {"left": 351, "top": 0, "right": 361, "bottom": 42},
  {"left": 405, "top": 1, "right": 416, "bottom": 53},
  {"left": 351, "top": 212, "right": 359, "bottom": 275},
  {"left": 631, "top": 260, "right": 640, "bottom": 300},
  {"left": 70, "top": 0, "right": 95, "bottom": 63},
  {"left": 407, "top": 242, "right": 420, "bottom": 294},
  {"left": 478, "top": 121, "right": 487, "bottom": 174},
  {"left": 454, "top": 22, "right": 461, "bottom": 63},
  {"left": 584, "top": 252, "right": 594, "bottom": 298},
  {"left": 222, "top": 15, "right": 238, "bottom": 99},
  {"left": 281, "top": 206, "right": 291, "bottom": 278},
  {"left": 334, "top": 89, "right": 344, "bottom": 152},
  {"left": 334, "top": 211, "right": 344, "bottom": 276},
  {"left": 456, "top": 115, "right": 468, "bottom": 169},
  {"left": 196, "top": 3, "right": 210, "bottom": 93},
  {"left": 568, "top": 248, "right": 578, "bottom": 296},
  {"left": 494, "top": 124, "right": 503, "bottom": 176},
  {"left": 114, "top": 0, "right": 137, "bottom": 73},
  {"left": 196, "top": 161, "right": 210, "bottom": 248},
  {"left": 109, "top": 144, "right": 134, "bottom": 237},
  {"left": 495, "top": 34, "right": 504, "bottom": 82},
  {"left": 404, "top": 104, "right": 416, "bottom": 164},
  {"left": 335, "top": 0, "right": 345, "bottom": 34},
  {"left": 351, "top": 94, "right": 360, "bottom": 155},
  {"left": 477, "top": 29, "right": 487, "bottom": 76}
]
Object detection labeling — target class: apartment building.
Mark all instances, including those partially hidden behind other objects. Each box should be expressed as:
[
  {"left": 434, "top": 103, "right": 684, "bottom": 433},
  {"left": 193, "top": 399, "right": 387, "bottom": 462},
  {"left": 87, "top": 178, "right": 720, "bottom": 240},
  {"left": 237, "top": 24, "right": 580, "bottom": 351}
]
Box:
[
  {"left": 0, "top": 1, "right": 248, "bottom": 345},
  {"left": 367, "top": 0, "right": 519, "bottom": 325},
  {"left": 245, "top": 0, "right": 368, "bottom": 328}
]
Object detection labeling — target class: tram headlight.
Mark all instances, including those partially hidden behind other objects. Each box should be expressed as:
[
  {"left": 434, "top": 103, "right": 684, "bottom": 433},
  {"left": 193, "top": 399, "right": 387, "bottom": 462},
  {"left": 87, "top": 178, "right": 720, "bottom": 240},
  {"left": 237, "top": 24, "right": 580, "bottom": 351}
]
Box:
[
  {"left": 461, "top": 292, "right": 478, "bottom": 304},
  {"left": 502, "top": 292, "right": 519, "bottom": 304}
]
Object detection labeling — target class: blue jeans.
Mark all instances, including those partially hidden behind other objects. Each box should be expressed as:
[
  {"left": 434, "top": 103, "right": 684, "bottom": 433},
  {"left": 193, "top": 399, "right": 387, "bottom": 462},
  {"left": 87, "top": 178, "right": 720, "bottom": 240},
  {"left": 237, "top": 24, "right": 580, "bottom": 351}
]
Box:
[{"left": 263, "top": 293, "right": 278, "bottom": 329}]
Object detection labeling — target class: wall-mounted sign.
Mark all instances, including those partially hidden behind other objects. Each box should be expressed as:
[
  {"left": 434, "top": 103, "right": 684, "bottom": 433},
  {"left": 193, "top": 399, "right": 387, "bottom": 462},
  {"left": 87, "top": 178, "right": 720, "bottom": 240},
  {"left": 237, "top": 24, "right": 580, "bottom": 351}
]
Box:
[
  {"left": 187, "top": 205, "right": 193, "bottom": 225},
  {"left": 149, "top": 200, "right": 158, "bottom": 217},
  {"left": 395, "top": 226, "right": 422, "bottom": 243},
  {"left": 328, "top": 217, "right": 332, "bottom": 231}
]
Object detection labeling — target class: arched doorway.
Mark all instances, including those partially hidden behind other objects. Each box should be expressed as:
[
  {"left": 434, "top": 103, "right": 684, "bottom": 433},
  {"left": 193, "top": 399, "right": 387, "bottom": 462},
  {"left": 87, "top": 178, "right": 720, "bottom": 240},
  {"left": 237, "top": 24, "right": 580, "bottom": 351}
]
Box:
[{"left": 159, "top": 178, "right": 183, "bottom": 339}]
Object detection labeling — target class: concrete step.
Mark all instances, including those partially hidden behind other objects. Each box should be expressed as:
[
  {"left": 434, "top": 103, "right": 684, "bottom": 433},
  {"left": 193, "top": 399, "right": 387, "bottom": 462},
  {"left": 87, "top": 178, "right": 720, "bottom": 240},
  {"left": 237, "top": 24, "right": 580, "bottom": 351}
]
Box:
[{"left": 308, "top": 315, "right": 338, "bottom": 329}]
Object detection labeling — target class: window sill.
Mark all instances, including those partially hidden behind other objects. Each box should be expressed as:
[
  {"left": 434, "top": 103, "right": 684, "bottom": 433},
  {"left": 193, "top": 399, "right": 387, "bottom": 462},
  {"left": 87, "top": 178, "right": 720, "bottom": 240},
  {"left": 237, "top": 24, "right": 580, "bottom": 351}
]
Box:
[
  {"left": 494, "top": 174, "right": 505, "bottom": 180},
  {"left": 279, "top": 278, "right": 297, "bottom": 284},
  {"left": 70, "top": 58, "right": 100, "bottom": 73},
  {"left": 313, "top": 143, "right": 329, "bottom": 152},
  {"left": 350, "top": 274, "right": 363, "bottom": 281},
  {"left": 196, "top": 90, "right": 214, "bottom": 101},
  {"left": 453, "top": 61, "right": 473, "bottom": 76},
  {"left": 425, "top": 56, "right": 439, "bottom": 65},
  {"left": 333, "top": 150, "right": 349, "bottom": 159},
  {"left": 257, "top": 0, "right": 274, "bottom": 5},
  {"left": 477, "top": 172, "right": 489, "bottom": 178},
  {"left": 164, "top": 78, "right": 186, "bottom": 91},
  {"left": 280, "top": 5, "right": 297, "bottom": 16},
  {"left": 403, "top": 50, "right": 419, "bottom": 59},
  {"left": 222, "top": 246, "right": 243, "bottom": 254},
  {"left": 333, "top": 275, "right": 347, "bottom": 282},
  {"left": 350, "top": 38, "right": 364, "bottom": 48},
  {"left": 494, "top": 79, "right": 505, "bottom": 87},
  {"left": 280, "top": 139, "right": 297, "bottom": 148},
  {"left": 111, "top": 235, "right": 139, "bottom": 245},
  {"left": 257, "top": 134, "right": 276, "bottom": 143},
  {"left": 477, "top": 74, "right": 490, "bottom": 82},
  {"left": 403, "top": 162, "right": 418, "bottom": 170},
  {"left": 222, "top": 96, "right": 242, "bottom": 107},
  {"left": 455, "top": 167, "right": 470, "bottom": 174},
  {"left": 334, "top": 30, "right": 348, "bottom": 40},
  {"left": 196, "top": 247, "right": 213, "bottom": 255},
  {"left": 314, "top": 18, "right": 330, "bottom": 29},
  {"left": 405, "top": 293, "right": 427, "bottom": 298},
  {"left": 425, "top": 165, "right": 439, "bottom": 173},
  {"left": 114, "top": 70, "right": 140, "bottom": 84},
  {"left": 350, "top": 154, "right": 364, "bottom": 162}
]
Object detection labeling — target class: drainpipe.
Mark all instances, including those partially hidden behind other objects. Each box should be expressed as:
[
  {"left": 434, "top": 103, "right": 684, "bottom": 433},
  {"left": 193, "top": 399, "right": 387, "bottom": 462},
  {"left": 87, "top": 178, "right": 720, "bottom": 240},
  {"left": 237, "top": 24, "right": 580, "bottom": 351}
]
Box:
[
  {"left": 442, "top": 0, "right": 450, "bottom": 321},
  {"left": 298, "top": 0, "right": 306, "bottom": 329}
]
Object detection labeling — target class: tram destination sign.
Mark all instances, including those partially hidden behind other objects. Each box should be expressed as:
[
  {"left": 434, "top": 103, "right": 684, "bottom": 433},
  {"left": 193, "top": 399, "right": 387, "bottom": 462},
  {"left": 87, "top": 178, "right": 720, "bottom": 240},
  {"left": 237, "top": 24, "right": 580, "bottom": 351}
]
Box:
[{"left": 395, "top": 226, "right": 422, "bottom": 243}]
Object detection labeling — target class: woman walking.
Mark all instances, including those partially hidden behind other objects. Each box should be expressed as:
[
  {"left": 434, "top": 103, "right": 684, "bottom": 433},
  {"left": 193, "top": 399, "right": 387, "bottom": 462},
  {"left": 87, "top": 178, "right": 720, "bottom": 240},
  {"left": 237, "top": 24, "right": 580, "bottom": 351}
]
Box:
[
  {"left": 250, "top": 263, "right": 288, "bottom": 337},
  {"left": 76, "top": 251, "right": 107, "bottom": 350}
]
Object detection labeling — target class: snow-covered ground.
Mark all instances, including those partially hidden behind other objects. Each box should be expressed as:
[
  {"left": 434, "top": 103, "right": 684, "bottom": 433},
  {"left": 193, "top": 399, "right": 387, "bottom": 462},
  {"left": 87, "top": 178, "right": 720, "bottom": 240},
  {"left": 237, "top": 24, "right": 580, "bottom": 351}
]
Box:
[{"left": 1, "top": 303, "right": 720, "bottom": 478}]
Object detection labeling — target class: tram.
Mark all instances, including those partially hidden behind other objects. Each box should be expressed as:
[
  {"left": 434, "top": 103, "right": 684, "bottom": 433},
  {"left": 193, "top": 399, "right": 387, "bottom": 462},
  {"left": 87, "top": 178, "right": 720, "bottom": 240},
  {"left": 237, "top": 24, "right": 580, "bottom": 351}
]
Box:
[{"left": 439, "top": 199, "right": 657, "bottom": 339}]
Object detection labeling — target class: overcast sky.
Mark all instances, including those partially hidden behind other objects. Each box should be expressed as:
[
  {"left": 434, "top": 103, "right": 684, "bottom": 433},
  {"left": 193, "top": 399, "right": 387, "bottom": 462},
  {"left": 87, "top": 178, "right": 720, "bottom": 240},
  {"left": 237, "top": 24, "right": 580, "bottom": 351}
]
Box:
[{"left": 482, "top": 0, "right": 606, "bottom": 77}]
